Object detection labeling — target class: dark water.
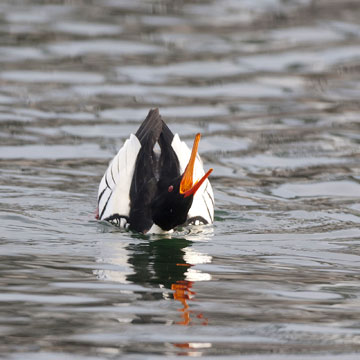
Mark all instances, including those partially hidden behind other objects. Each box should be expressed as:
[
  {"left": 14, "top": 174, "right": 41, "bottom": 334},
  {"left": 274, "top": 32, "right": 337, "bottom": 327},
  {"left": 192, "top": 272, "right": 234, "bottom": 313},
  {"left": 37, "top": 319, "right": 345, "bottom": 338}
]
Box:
[{"left": 1, "top": 0, "right": 360, "bottom": 359}]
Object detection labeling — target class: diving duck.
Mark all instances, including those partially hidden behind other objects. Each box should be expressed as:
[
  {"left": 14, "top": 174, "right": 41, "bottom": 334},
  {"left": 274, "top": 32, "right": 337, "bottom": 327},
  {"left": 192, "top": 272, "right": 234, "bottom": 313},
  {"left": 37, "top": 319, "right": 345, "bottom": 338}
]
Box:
[{"left": 97, "top": 108, "right": 214, "bottom": 233}]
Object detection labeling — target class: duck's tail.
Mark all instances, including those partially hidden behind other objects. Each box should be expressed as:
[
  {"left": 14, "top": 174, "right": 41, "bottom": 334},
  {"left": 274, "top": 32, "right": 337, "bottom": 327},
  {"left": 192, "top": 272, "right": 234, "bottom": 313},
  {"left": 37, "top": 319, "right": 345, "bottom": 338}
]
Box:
[{"left": 135, "top": 108, "right": 163, "bottom": 149}]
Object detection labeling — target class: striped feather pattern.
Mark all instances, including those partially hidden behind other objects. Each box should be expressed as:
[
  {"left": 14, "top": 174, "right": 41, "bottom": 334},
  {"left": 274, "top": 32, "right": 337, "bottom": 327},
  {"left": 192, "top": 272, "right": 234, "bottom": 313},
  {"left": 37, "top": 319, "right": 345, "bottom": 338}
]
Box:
[{"left": 98, "top": 134, "right": 141, "bottom": 224}]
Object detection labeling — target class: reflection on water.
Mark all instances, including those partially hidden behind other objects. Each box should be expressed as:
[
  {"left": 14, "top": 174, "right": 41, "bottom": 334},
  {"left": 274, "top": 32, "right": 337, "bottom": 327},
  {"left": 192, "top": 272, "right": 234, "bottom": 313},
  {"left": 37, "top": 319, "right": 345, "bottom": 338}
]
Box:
[
  {"left": 97, "top": 236, "right": 212, "bottom": 327},
  {"left": 1, "top": 0, "right": 360, "bottom": 358}
]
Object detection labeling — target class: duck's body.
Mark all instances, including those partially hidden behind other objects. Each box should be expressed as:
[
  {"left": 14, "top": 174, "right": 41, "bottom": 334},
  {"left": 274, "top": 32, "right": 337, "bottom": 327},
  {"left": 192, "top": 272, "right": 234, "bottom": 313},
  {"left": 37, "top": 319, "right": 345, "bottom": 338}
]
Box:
[{"left": 97, "top": 109, "right": 214, "bottom": 234}]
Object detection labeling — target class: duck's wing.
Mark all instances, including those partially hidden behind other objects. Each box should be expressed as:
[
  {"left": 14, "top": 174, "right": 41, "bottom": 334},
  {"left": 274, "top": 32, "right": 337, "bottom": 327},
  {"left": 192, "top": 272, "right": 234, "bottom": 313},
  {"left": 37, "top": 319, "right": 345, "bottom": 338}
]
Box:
[
  {"left": 98, "top": 133, "right": 141, "bottom": 227},
  {"left": 98, "top": 109, "right": 164, "bottom": 231},
  {"left": 171, "top": 134, "right": 214, "bottom": 225}
]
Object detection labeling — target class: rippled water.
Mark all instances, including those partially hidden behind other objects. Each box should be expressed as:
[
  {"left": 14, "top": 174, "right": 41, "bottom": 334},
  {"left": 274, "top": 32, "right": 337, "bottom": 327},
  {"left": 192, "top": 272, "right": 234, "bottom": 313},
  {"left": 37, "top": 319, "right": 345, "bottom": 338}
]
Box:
[{"left": 1, "top": 0, "right": 360, "bottom": 359}]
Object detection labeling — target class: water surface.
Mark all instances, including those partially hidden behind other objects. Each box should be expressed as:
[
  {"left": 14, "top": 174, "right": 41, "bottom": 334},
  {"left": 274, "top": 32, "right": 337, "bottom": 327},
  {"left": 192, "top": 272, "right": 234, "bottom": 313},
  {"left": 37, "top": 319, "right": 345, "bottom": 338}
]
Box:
[{"left": 1, "top": 0, "right": 360, "bottom": 359}]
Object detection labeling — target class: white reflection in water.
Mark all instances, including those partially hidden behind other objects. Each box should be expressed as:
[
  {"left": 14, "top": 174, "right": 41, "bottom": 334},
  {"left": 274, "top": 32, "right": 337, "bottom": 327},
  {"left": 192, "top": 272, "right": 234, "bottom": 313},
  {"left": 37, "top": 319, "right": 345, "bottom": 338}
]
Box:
[
  {"left": 183, "top": 246, "right": 212, "bottom": 282},
  {"left": 95, "top": 228, "right": 213, "bottom": 326},
  {"left": 96, "top": 235, "right": 212, "bottom": 285},
  {"left": 185, "top": 268, "right": 212, "bottom": 282},
  {"left": 95, "top": 239, "right": 132, "bottom": 284}
]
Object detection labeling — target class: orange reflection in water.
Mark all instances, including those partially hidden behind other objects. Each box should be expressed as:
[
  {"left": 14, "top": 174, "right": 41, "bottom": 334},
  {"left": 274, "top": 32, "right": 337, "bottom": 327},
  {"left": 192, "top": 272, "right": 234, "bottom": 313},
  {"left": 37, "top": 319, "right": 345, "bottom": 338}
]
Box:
[{"left": 171, "top": 264, "right": 208, "bottom": 326}]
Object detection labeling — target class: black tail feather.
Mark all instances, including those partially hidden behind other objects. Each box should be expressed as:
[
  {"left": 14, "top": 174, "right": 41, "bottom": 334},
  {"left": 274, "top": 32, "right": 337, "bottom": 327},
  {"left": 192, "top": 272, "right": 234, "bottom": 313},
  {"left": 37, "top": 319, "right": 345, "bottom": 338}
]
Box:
[
  {"left": 160, "top": 119, "right": 175, "bottom": 144},
  {"left": 135, "top": 108, "right": 163, "bottom": 148},
  {"left": 158, "top": 118, "right": 179, "bottom": 182}
]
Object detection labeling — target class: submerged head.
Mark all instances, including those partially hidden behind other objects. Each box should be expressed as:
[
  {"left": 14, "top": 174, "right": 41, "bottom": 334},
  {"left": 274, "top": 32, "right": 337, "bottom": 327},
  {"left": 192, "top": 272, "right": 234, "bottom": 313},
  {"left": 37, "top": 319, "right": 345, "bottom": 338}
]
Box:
[{"left": 151, "top": 133, "right": 213, "bottom": 231}]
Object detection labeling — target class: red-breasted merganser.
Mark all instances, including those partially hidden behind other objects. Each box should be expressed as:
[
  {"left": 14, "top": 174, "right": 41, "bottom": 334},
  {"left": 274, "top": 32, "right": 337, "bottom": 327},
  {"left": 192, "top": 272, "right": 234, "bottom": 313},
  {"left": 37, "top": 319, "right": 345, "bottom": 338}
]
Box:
[{"left": 97, "top": 108, "right": 214, "bottom": 234}]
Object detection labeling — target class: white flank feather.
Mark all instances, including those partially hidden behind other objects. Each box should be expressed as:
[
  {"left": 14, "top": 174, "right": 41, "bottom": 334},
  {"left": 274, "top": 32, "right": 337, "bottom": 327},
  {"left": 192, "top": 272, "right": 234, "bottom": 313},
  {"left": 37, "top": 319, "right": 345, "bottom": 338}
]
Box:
[
  {"left": 171, "top": 134, "right": 214, "bottom": 224},
  {"left": 98, "top": 134, "right": 141, "bottom": 223}
]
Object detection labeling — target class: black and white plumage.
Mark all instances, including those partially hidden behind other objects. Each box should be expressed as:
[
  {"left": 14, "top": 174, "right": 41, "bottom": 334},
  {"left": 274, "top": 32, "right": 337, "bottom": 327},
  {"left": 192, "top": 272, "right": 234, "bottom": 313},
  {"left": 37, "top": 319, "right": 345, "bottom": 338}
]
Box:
[{"left": 97, "top": 108, "right": 214, "bottom": 234}]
